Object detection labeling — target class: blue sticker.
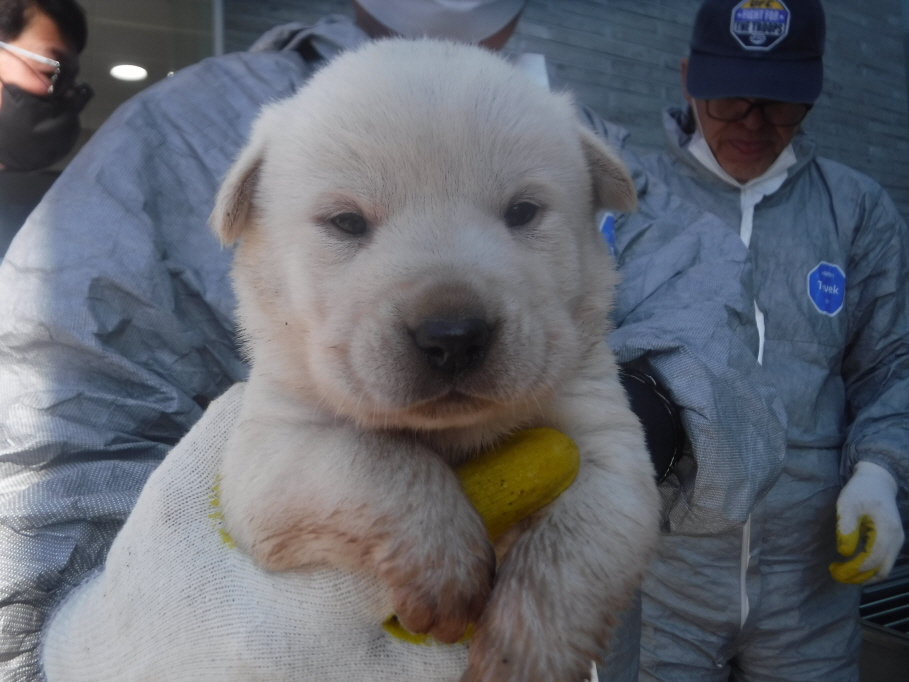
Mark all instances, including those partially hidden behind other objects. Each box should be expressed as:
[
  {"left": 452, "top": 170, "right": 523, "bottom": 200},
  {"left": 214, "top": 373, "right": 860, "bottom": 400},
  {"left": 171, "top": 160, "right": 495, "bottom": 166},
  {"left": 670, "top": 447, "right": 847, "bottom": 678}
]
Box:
[
  {"left": 731, "top": 0, "right": 790, "bottom": 52},
  {"left": 598, "top": 212, "right": 616, "bottom": 258},
  {"left": 807, "top": 261, "right": 845, "bottom": 316}
]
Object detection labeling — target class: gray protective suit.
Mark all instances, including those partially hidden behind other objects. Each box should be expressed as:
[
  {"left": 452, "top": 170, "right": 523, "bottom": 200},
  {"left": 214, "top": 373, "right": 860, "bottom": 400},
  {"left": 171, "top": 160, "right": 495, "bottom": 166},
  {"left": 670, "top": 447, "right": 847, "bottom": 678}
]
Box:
[
  {"left": 0, "top": 19, "right": 785, "bottom": 680},
  {"left": 638, "top": 107, "right": 909, "bottom": 681}
]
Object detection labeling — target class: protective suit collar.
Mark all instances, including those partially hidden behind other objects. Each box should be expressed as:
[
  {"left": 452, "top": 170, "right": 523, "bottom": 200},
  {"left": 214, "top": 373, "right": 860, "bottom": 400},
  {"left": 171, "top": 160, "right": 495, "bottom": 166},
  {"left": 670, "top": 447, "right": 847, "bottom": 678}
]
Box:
[
  {"left": 661, "top": 106, "right": 816, "bottom": 194},
  {"left": 686, "top": 130, "right": 796, "bottom": 193}
]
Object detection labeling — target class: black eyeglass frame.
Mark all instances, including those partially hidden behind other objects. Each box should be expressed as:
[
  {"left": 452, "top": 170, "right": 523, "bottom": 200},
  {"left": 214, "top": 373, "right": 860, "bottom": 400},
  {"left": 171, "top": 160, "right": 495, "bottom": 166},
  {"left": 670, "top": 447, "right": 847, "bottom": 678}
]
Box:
[{"left": 704, "top": 98, "right": 813, "bottom": 127}]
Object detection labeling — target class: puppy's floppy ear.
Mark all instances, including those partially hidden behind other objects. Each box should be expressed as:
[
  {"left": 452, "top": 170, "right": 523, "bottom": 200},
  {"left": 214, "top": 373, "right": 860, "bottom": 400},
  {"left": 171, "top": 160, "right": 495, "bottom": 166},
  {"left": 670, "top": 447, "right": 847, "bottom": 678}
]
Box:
[
  {"left": 210, "top": 127, "right": 267, "bottom": 246},
  {"left": 578, "top": 126, "right": 637, "bottom": 213}
]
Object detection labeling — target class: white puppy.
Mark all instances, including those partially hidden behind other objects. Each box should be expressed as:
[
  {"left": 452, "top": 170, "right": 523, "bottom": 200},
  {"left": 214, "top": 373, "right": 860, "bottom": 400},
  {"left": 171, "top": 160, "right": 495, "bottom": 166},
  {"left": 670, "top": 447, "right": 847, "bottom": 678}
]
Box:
[{"left": 211, "top": 39, "right": 659, "bottom": 682}]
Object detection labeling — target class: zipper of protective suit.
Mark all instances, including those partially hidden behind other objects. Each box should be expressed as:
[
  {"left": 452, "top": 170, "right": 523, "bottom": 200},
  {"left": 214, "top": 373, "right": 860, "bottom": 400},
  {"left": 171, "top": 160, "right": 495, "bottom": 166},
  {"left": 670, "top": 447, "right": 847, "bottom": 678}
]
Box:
[
  {"left": 734, "top": 170, "right": 794, "bottom": 628},
  {"left": 735, "top": 188, "right": 763, "bottom": 629},
  {"left": 687, "top": 131, "right": 795, "bottom": 630}
]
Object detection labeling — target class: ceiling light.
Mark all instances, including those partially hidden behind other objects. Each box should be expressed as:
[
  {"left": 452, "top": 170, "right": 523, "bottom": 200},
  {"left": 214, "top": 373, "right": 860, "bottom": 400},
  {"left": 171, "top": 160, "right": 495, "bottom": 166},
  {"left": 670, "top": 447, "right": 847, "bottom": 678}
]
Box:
[{"left": 110, "top": 64, "right": 148, "bottom": 82}]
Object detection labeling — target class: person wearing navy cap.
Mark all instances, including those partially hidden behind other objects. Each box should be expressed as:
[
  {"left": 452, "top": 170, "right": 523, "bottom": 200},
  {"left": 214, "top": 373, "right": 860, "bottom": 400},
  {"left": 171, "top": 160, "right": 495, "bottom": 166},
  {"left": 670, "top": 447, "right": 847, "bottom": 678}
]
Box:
[{"left": 639, "top": 0, "right": 909, "bottom": 679}]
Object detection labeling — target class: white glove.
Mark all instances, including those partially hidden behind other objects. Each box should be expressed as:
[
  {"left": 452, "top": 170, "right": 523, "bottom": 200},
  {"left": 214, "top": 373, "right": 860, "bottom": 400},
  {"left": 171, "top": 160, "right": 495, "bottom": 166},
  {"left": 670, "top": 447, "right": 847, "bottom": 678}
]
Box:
[
  {"left": 41, "top": 384, "right": 470, "bottom": 682},
  {"left": 830, "top": 461, "right": 905, "bottom": 585}
]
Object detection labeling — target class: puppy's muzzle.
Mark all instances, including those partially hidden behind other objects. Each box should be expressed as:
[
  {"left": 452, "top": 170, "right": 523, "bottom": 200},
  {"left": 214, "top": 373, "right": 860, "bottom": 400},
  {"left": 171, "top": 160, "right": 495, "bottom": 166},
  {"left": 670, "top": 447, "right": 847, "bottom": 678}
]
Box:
[{"left": 412, "top": 317, "right": 491, "bottom": 378}]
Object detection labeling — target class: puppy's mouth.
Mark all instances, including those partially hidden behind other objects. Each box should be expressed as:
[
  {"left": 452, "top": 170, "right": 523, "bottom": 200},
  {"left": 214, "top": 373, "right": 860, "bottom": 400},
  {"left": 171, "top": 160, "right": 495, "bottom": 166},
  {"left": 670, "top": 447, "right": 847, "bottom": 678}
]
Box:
[
  {"left": 399, "top": 389, "right": 505, "bottom": 428},
  {"left": 415, "top": 388, "right": 491, "bottom": 410}
]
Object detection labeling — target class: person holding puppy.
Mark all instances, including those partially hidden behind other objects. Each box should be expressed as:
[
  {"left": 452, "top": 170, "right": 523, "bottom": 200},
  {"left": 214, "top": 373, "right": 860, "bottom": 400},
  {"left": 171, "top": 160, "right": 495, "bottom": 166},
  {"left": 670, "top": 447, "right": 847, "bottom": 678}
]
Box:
[
  {"left": 0, "top": 1, "right": 786, "bottom": 679},
  {"left": 638, "top": 1, "right": 909, "bottom": 679}
]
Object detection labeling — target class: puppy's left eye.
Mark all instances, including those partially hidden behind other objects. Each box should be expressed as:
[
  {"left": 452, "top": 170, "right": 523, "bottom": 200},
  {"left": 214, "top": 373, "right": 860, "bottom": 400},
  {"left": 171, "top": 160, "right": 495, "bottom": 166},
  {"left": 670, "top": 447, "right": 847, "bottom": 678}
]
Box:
[
  {"left": 331, "top": 212, "right": 368, "bottom": 236},
  {"left": 504, "top": 202, "right": 539, "bottom": 228}
]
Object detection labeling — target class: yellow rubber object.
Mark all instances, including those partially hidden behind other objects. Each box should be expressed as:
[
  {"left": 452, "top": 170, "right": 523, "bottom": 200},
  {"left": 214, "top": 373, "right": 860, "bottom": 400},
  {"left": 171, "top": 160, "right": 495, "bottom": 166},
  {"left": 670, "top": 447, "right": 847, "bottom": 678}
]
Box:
[
  {"left": 383, "top": 427, "right": 580, "bottom": 644},
  {"left": 829, "top": 514, "right": 880, "bottom": 584},
  {"left": 455, "top": 427, "right": 581, "bottom": 541}
]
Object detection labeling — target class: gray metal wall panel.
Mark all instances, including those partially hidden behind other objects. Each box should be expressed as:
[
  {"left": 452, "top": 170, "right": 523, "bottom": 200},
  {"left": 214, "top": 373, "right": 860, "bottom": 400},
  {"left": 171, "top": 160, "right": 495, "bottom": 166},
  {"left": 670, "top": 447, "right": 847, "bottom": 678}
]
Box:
[{"left": 225, "top": 0, "right": 909, "bottom": 221}]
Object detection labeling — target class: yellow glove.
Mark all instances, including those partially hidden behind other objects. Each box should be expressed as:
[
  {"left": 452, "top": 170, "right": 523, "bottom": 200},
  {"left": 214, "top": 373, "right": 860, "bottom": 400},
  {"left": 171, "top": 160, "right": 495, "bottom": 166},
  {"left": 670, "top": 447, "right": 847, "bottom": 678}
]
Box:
[
  {"left": 830, "top": 514, "right": 879, "bottom": 584},
  {"left": 830, "top": 461, "right": 904, "bottom": 585},
  {"left": 384, "top": 428, "right": 580, "bottom": 642}
]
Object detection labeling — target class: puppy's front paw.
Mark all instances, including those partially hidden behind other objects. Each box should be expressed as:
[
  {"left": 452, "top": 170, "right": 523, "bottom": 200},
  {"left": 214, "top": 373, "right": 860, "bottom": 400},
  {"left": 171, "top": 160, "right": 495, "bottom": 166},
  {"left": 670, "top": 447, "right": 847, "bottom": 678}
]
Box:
[
  {"left": 380, "top": 516, "right": 495, "bottom": 644},
  {"left": 462, "top": 597, "right": 599, "bottom": 682},
  {"left": 460, "top": 535, "right": 615, "bottom": 682}
]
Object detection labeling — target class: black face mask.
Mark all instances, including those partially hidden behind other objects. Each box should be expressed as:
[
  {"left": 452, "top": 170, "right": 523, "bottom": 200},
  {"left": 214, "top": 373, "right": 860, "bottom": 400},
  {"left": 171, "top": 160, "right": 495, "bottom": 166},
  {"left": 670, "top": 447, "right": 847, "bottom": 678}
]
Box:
[{"left": 0, "top": 81, "right": 93, "bottom": 172}]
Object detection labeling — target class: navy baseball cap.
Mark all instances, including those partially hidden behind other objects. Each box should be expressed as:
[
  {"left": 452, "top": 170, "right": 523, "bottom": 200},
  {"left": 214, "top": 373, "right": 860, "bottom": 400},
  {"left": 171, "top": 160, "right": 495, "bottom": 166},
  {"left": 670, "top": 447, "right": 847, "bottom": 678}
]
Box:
[{"left": 687, "top": 0, "right": 825, "bottom": 103}]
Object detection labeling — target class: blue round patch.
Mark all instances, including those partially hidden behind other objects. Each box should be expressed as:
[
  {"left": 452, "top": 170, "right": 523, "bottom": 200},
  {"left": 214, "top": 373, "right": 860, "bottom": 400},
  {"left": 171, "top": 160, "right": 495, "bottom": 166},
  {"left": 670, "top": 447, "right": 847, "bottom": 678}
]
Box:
[
  {"left": 598, "top": 212, "right": 616, "bottom": 258},
  {"left": 807, "top": 261, "right": 845, "bottom": 316},
  {"left": 731, "top": 0, "right": 790, "bottom": 52}
]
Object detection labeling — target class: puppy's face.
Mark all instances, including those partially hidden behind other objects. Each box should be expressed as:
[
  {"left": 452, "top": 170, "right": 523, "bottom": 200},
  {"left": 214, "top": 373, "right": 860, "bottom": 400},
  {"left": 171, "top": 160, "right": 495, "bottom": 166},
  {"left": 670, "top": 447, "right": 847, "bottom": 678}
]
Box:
[{"left": 213, "top": 40, "right": 635, "bottom": 433}]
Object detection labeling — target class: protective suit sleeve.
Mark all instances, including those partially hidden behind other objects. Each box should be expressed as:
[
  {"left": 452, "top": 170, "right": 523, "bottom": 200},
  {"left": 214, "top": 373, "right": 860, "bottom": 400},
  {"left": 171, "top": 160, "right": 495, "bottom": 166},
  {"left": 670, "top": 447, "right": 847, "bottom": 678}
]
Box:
[
  {"left": 579, "top": 108, "right": 787, "bottom": 535},
  {"left": 837, "top": 170, "right": 909, "bottom": 494},
  {"left": 0, "top": 49, "right": 312, "bottom": 678}
]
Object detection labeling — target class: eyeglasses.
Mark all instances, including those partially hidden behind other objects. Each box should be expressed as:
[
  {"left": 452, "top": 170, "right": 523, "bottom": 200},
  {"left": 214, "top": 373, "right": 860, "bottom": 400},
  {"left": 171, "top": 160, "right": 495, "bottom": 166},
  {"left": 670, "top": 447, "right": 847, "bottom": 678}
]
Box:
[
  {"left": 0, "top": 39, "right": 61, "bottom": 95},
  {"left": 705, "top": 98, "right": 813, "bottom": 127}
]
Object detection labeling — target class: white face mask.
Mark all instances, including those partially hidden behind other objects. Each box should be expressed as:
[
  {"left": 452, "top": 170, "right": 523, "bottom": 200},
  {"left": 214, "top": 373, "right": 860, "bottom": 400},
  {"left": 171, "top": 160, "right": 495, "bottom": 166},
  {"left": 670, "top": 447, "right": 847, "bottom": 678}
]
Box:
[
  {"left": 686, "top": 106, "right": 797, "bottom": 191},
  {"left": 355, "top": 0, "right": 527, "bottom": 42}
]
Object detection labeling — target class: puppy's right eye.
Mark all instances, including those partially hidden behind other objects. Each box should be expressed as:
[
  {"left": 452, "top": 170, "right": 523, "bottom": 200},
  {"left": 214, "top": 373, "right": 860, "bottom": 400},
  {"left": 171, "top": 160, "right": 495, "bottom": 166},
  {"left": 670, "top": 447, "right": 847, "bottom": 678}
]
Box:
[
  {"left": 331, "top": 212, "right": 368, "bottom": 236},
  {"left": 504, "top": 201, "right": 539, "bottom": 229}
]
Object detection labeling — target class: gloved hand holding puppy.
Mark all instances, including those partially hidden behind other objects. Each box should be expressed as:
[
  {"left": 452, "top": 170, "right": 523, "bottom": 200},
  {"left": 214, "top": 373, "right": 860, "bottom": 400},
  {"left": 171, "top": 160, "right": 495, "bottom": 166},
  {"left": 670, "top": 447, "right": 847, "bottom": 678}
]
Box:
[
  {"left": 45, "top": 383, "right": 583, "bottom": 681},
  {"left": 44, "top": 383, "right": 603, "bottom": 681}
]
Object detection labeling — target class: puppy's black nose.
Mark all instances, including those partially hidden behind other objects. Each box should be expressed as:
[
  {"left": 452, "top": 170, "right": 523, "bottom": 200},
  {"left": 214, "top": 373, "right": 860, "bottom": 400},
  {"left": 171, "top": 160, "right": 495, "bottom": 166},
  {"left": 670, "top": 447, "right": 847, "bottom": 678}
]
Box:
[{"left": 413, "top": 317, "right": 490, "bottom": 376}]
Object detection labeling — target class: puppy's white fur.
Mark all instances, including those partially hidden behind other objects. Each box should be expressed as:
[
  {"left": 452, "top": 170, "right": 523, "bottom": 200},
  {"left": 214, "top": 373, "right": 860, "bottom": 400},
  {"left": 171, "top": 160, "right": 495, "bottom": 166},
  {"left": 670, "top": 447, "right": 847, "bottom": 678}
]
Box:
[{"left": 212, "top": 39, "right": 659, "bottom": 682}]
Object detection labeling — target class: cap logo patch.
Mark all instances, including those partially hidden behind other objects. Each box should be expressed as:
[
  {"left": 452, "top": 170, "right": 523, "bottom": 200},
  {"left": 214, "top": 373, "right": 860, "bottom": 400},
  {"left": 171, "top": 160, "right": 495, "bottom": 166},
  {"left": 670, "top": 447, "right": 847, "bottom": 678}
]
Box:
[
  {"left": 807, "top": 261, "right": 845, "bottom": 316},
  {"left": 730, "top": 0, "right": 790, "bottom": 51}
]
